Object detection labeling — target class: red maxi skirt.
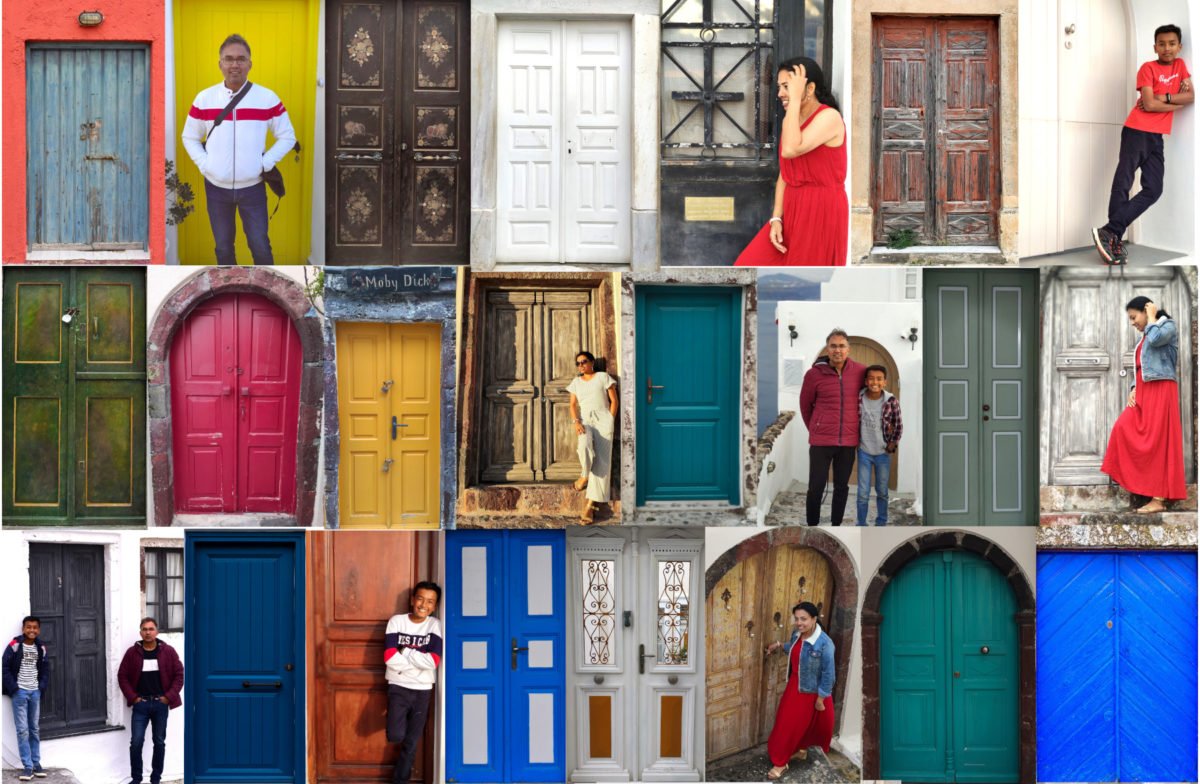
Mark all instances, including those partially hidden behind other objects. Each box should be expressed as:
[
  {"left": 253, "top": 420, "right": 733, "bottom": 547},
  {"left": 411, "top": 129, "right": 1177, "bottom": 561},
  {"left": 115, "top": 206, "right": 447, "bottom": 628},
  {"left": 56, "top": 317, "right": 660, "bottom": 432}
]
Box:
[
  {"left": 766, "top": 646, "right": 835, "bottom": 766},
  {"left": 1101, "top": 352, "right": 1187, "bottom": 500}
]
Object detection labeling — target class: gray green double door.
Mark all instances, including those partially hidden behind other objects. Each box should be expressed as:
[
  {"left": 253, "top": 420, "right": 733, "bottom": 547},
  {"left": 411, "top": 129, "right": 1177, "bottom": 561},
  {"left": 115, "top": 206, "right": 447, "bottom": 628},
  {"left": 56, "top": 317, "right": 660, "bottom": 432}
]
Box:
[
  {"left": 924, "top": 271, "right": 1037, "bottom": 524},
  {"left": 2, "top": 267, "right": 146, "bottom": 525}
]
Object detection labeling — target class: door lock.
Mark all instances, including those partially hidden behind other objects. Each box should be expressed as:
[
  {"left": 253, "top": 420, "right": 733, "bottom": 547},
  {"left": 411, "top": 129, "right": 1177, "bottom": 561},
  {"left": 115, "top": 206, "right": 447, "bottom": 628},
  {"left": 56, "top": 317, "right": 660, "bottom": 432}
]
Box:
[
  {"left": 511, "top": 637, "right": 529, "bottom": 670},
  {"left": 639, "top": 643, "right": 657, "bottom": 674},
  {"left": 382, "top": 458, "right": 394, "bottom": 473},
  {"left": 953, "top": 671, "right": 961, "bottom": 678},
  {"left": 646, "top": 376, "right": 665, "bottom": 404},
  {"left": 392, "top": 415, "right": 409, "bottom": 439}
]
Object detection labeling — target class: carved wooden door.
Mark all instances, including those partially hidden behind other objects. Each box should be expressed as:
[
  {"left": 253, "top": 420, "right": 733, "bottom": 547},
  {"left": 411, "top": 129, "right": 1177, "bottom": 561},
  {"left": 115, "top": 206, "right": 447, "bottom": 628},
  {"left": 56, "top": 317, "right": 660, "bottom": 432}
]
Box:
[
  {"left": 478, "top": 287, "right": 598, "bottom": 483},
  {"left": 309, "top": 531, "right": 439, "bottom": 783},
  {"left": 327, "top": 0, "right": 469, "bottom": 264},
  {"left": 873, "top": 17, "right": 999, "bottom": 246}
]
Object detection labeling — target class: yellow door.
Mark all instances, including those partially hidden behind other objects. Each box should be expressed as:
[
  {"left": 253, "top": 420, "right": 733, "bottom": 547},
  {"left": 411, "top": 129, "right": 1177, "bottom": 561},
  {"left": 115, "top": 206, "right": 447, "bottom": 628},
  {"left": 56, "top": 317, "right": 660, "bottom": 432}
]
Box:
[
  {"left": 173, "top": 0, "right": 317, "bottom": 264},
  {"left": 337, "top": 322, "right": 441, "bottom": 529}
]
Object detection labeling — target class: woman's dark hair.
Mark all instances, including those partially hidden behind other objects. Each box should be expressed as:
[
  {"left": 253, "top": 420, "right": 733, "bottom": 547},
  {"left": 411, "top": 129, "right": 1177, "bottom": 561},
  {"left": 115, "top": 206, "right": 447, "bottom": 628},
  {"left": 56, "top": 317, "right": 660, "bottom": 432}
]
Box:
[
  {"left": 792, "top": 601, "right": 821, "bottom": 624},
  {"left": 1126, "top": 296, "right": 1171, "bottom": 320},
  {"left": 576, "top": 351, "right": 595, "bottom": 363},
  {"left": 778, "top": 56, "right": 840, "bottom": 113}
]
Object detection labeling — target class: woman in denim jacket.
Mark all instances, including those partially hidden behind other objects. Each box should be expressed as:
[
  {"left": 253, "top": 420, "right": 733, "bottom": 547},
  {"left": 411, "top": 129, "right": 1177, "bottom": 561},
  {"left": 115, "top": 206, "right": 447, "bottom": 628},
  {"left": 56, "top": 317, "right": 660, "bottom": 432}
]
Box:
[
  {"left": 1102, "top": 296, "right": 1186, "bottom": 512},
  {"left": 762, "top": 602, "right": 836, "bottom": 780}
]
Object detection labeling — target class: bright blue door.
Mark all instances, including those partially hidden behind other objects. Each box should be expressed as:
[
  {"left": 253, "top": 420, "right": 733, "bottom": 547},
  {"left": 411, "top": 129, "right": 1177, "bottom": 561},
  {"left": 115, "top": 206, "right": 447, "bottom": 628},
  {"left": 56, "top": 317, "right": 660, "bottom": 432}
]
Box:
[
  {"left": 446, "top": 530, "right": 566, "bottom": 782},
  {"left": 635, "top": 286, "right": 741, "bottom": 505},
  {"left": 1037, "top": 552, "right": 1197, "bottom": 782},
  {"left": 26, "top": 45, "right": 150, "bottom": 251},
  {"left": 185, "top": 532, "right": 305, "bottom": 783}
]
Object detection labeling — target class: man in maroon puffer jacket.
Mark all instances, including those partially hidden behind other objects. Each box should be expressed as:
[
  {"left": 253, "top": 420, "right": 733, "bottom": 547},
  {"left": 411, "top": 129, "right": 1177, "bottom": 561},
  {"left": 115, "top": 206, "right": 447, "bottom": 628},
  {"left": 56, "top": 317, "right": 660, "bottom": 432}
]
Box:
[{"left": 799, "top": 329, "right": 866, "bottom": 525}]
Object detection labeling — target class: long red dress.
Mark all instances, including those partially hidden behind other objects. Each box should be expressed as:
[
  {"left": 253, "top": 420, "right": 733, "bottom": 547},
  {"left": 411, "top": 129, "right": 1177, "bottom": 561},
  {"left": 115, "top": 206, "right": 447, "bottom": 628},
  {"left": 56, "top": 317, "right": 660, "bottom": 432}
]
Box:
[
  {"left": 1101, "top": 340, "right": 1187, "bottom": 500},
  {"left": 734, "top": 104, "right": 848, "bottom": 266},
  {"left": 766, "top": 638, "right": 835, "bottom": 767}
]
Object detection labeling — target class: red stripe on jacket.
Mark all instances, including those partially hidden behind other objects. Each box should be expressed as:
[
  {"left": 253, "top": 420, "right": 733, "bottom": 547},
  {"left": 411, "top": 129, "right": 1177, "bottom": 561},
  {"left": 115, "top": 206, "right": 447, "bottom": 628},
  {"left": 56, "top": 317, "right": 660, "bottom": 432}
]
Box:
[{"left": 188, "top": 103, "right": 286, "bottom": 121}]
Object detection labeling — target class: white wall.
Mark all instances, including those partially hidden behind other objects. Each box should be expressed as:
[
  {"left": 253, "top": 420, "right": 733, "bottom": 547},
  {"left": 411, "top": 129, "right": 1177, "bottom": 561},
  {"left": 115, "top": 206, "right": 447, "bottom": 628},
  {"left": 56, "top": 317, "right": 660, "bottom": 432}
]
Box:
[
  {"left": 859, "top": 527, "right": 1037, "bottom": 599},
  {"left": 1, "top": 530, "right": 186, "bottom": 784},
  {"left": 705, "top": 527, "right": 864, "bottom": 767}
]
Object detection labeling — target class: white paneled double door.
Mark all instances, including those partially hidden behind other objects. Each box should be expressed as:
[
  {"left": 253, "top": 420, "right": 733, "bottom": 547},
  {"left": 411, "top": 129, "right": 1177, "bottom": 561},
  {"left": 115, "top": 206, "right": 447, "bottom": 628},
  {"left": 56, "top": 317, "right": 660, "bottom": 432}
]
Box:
[
  {"left": 497, "top": 19, "right": 632, "bottom": 264},
  {"left": 567, "top": 528, "right": 704, "bottom": 782}
]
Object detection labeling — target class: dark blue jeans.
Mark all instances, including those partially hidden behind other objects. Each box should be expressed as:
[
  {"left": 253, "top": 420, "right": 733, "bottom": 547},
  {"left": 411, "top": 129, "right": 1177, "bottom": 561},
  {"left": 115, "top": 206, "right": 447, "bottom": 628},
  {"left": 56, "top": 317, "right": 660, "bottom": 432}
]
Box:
[
  {"left": 856, "top": 448, "right": 891, "bottom": 525},
  {"left": 205, "top": 180, "right": 274, "bottom": 265},
  {"left": 387, "top": 685, "right": 432, "bottom": 784},
  {"left": 130, "top": 698, "right": 169, "bottom": 784},
  {"left": 1103, "top": 126, "right": 1165, "bottom": 239}
]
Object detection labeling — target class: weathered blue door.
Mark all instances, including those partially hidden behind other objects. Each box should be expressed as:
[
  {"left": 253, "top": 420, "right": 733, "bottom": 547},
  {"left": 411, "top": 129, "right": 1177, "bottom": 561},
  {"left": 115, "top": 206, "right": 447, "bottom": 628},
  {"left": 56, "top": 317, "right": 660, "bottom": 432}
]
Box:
[
  {"left": 26, "top": 45, "right": 150, "bottom": 251},
  {"left": 446, "top": 530, "right": 565, "bottom": 782},
  {"left": 635, "top": 286, "right": 741, "bottom": 505},
  {"left": 185, "top": 532, "right": 305, "bottom": 784},
  {"left": 880, "top": 550, "right": 1018, "bottom": 782},
  {"left": 1037, "top": 552, "right": 1197, "bottom": 782}
]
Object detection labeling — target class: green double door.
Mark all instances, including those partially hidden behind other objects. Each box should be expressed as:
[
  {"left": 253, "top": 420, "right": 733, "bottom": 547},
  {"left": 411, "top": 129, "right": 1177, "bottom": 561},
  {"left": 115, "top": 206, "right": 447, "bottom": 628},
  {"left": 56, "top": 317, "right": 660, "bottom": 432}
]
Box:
[
  {"left": 924, "top": 271, "right": 1037, "bottom": 524},
  {"left": 881, "top": 550, "right": 1018, "bottom": 783},
  {"left": 3, "top": 268, "right": 146, "bottom": 525}
]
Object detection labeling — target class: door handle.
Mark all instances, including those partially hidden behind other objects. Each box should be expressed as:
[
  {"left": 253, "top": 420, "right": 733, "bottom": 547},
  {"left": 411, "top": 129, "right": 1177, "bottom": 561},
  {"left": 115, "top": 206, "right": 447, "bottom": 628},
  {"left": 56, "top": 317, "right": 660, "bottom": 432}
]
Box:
[
  {"left": 222, "top": 385, "right": 232, "bottom": 397},
  {"left": 92, "top": 316, "right": 99, "bottom": 338},
  {"left": 638, "top": 643, "right": 657, "bottom": 674},
  {"left": 646, "top": 376, "right": 665, "bottom": 404},
  {"left": 392, "top": 415, "right": 409, "bottom": 439},
  {"left": 511, "top": 637, "right": 529, "bottom": 670},
  {"left": 242, "top": 681, "right": 282, "bottom": 689},
  {"left": 381, "top": 379, "right": 394, "bottom": 394},
  {"left": 334, "top": 151, "right": 383, "bottom": 162},
  {"left": 382, "top": 458, "right": 394, "bottom": 473},
  {"left": 412, "top": 152, "right": 459, "bottom": 162},
  {"left": 240, "top": 387, "right": 250, "bottom": 397},
  {"left": 953, "top": 671, "right": 961, "bottom": 678}
]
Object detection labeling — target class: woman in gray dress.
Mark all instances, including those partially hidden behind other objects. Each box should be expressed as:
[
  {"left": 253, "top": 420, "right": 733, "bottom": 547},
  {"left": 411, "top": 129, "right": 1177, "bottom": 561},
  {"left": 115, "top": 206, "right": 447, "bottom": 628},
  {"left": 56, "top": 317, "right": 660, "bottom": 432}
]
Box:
[{"left": 568, "top": 351, "right": 619, "bottom": 523}]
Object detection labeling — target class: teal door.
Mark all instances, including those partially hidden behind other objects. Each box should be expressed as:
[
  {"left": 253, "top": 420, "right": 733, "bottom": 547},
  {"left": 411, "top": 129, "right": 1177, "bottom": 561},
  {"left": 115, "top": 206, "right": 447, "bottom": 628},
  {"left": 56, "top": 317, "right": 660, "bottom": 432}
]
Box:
[
  {"left": 635, "top": 286, "right": 741, "bottom": 505},
  {"left": 881, "top": 550, "right": 1018, "bottom": 783},
  {"left": 924, "top": 271, "right": 1037, "bottom": 524}
]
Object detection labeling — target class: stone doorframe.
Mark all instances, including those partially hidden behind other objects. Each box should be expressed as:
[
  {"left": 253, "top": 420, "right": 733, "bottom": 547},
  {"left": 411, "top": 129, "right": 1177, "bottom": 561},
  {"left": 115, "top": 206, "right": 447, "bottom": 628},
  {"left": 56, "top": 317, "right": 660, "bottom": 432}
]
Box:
[
  {"left": 456, "top": 271, "right": 620, "bottom": 525},
  {"left": 621, "top": 268, "right": 757, "bottom": 525},
  {"left": 705, "top": 526, "right": 858, "bottom": 736},
  {"left": 319, "top": 267, "right": 459, "bottom": 528},
  {"left": 147, "top": 267, "right": 325, "bottom": 527},
  {"left": 861, "top": 529, "right": 1036, "bottom": 783},
  {"left": 469, "top": 3, "right": 660, "bottom": 271}
]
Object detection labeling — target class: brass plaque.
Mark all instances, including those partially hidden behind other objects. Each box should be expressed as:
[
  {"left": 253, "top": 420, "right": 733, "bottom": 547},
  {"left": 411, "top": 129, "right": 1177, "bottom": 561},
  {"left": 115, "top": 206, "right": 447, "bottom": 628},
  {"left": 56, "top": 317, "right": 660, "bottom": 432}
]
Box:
[{"left": 684, "top": 196, "right": 735, "bottom": 222}]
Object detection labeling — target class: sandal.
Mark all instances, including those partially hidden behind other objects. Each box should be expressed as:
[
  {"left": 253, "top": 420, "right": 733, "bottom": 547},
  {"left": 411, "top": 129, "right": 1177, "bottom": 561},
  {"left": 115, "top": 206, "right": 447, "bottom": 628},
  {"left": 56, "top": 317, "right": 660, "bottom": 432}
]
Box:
[
  {"left": 573, "top": 476, "right": 589, "bottom": 491},
  {"left": 580, "top": 502, "right": 595, "bottom": 524},
  {"left": 766, "top": 764, "right": 788, "bottom": 781},
  {"left": 791, "top": 749, "right": 808, "bottom": 761},
  {"left": 1136, "top": 498, "right": 1167, "bottom": 514}
]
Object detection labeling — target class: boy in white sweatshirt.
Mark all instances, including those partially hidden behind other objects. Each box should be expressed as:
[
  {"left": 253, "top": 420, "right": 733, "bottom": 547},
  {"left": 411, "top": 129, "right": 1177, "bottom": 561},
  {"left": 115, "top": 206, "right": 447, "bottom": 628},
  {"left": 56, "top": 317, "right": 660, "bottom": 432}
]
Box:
[{"left": 384, "top": 582, "right": 443, "bottom": 784}]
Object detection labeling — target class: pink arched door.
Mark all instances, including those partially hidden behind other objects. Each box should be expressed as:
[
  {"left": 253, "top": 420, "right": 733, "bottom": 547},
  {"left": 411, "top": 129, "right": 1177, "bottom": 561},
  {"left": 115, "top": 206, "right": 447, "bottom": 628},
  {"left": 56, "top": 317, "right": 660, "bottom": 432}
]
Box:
[{"left": 170, "top": 293, "right": 302, "bottom": 514}]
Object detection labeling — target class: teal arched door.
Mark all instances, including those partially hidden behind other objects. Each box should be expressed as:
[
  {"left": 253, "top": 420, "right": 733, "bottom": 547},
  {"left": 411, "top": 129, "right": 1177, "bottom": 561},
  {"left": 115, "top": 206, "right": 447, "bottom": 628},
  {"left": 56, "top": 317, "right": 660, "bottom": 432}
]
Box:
[{"left": 880, "top": 549, "right": 1018, "bottom": 783}]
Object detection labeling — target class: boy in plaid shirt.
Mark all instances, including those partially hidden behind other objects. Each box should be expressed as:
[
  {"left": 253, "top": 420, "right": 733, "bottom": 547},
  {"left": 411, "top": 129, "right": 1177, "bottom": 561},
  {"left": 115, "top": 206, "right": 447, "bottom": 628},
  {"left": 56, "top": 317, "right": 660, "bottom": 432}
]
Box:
[{"left": 857, "top": 365, "right": 903, "bottom": 526}]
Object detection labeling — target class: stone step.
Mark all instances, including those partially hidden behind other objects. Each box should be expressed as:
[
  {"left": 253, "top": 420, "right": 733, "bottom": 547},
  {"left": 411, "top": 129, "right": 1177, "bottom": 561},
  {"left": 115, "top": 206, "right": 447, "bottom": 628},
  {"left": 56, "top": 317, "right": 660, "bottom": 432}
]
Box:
[
  {"left": 1038, "top": 522, "right": 1197, "bottom": 548},
  {"left": 1041, "top": 483, "right": 1198, "bottom": 512},
  {"left": 706, "top": 743, "right": 860, "bottom": 783},
  {"left": 1040, "top": 511, "right": 1197, "bottom": 527}
]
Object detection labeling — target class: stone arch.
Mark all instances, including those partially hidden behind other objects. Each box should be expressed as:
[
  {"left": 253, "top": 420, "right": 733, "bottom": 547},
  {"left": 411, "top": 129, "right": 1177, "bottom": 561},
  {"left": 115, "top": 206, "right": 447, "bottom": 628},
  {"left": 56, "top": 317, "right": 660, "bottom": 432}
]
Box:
[
  {"left": 861, "top": 529, "right": 1036, "bottom": 783},
  {"left": 705, "top": 526, "right": 859, "bottom": 738},
  {"left": 147, "top": 267, "right": 324, "bottom": 527}
]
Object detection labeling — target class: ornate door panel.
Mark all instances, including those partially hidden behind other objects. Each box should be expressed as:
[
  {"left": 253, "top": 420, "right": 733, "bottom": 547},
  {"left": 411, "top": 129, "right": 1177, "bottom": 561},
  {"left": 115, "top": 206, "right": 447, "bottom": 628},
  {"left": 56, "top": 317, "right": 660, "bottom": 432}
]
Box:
[
  {"left": 327, "top": 0, "right": 470, "bottom": 264},
  {"left": 309, "top": 531, "right": 439, "bottom": 782},
  {"left": 705, "top": 555, "right": 762, "bottom": 761},
  {"left": 873, "top": 17, "right": 999, "bottom": 245},
  {"left": 337, "top": 322, "right": 442, "bottom": 528},
  {"left": 3, "top": 268, "right": 146, "bottom": 525}
]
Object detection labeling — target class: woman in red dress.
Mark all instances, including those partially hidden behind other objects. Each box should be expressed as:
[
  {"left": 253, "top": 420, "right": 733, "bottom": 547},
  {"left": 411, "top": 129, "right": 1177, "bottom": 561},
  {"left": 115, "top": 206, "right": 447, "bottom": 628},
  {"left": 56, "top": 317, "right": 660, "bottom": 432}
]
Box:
[
  {"left": 1101, "top": 296, "right": 1186, "bottom": 512},
  {"left": 734, "top": 58, "right": 847, "bottom": 266},
  {"left": 762, "top": 602, "right": 836, "bottom": 780}
]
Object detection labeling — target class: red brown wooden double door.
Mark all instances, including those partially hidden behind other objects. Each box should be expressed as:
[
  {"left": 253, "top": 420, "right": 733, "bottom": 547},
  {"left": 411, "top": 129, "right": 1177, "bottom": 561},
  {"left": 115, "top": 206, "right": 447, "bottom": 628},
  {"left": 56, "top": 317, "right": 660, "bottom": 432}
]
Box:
[
  {"left": 170, "top": 293, "right": 302, "bottom": 513},
  {"left": 873, "top": 16, "right": 1000, "bottom": 245}
]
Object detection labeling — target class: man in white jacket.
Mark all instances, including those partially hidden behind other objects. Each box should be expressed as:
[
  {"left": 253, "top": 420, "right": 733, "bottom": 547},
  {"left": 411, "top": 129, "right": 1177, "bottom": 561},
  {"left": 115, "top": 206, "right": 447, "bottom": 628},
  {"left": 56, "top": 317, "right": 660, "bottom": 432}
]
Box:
[
  {"left": 383, "top": 582, "right": 442, "bottom": 784},
  {"left": 181, "top": 34, "right": 296, "bottom": 265}
]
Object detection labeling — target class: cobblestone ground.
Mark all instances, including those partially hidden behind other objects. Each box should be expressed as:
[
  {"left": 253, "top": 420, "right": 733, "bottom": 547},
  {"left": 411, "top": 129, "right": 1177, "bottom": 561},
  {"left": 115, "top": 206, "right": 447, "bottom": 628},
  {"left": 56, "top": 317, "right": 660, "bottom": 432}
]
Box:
[
  {"left": 707, "top": 743, "right": 861, "bottom": 783},
  {"left": 765, "top": 484, "right": 921, "bottom": 527}
]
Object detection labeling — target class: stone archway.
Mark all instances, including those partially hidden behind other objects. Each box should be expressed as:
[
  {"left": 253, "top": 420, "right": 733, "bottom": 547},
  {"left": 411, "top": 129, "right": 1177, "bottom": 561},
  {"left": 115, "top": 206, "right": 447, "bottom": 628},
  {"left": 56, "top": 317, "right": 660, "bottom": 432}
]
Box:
[
  {"left": 861, "top": 529, "right": 1036, "bottom": 783},
  {"left": 147, "top": 267, "right": 324, "bottom": 526},
  {"left": 705, "top": 527, "right": 859, "bottom": 741}
]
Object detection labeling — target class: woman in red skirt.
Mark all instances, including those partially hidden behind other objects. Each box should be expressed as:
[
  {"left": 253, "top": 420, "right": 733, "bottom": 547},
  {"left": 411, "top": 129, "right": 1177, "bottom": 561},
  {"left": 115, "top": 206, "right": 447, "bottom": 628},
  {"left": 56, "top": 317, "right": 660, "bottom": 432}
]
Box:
[
  {"left": 762, "top": 602, "right": 836, "bottom": 780},
  {"left": 1102, "top": 296, "right": 1186, "bottom": 512},
  {"left": 734, "top": 57, "right": 847, "bottom": 267}
]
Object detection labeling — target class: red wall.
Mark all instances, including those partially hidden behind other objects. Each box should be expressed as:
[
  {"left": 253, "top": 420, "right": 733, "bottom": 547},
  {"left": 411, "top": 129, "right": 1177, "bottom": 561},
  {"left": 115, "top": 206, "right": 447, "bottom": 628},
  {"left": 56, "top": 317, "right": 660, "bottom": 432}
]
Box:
[{"left": 3, "top": 2, "right": 166, "bottom": 263}]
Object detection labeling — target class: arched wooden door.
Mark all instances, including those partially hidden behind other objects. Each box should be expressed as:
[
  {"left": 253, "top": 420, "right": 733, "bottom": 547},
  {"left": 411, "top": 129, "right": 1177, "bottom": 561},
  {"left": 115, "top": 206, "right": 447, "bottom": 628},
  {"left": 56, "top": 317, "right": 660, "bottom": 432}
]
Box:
[
  {"left": 170, "top": 293, "right": 302, "bottom": 513},
  {"left": 816, "top": 335, "right": 901, "bottom": 491},
  {"left": 706, "top": 545, "right": 834, "bottom": 761}
]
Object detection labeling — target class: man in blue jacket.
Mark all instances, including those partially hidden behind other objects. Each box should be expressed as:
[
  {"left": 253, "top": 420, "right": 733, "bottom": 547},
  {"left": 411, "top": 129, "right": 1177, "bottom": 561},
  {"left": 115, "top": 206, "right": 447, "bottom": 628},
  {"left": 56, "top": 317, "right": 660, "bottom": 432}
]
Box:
[{"left": 3, "top": 616, "right": 50, "bottom": 780}]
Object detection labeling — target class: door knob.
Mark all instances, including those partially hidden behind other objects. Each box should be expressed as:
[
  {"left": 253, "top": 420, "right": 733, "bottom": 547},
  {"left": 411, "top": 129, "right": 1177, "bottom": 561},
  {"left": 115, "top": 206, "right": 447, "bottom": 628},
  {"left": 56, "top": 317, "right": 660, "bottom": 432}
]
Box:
[
  {"left": 953, "top": 671, "right": 961, "bottom": 678},
  {"left": 511, "top": 637, "right": 529, "bottom": 670},
  {"left": 381, "top": 379, "right": 394, "bottom": 394},
  {"left": 982, "top": 415, "right": 990, "bottom": 421},
  {"left": 646, "top": 376, "right": 665, "bottom": 404},
  {"left": 639, "top": 643, "right": 657, "bottom": 674},
  {"left": 222, "top": 385, "right": 232, "bottom": 397},
  {"left": 240, "top": 387, "right": 250, "bottom": 397},
  {"left": 382, "top": 458, "right": 394, "bottom": 473},
  {"left": 982, "top": 404, "right": 990, "bottom": 411},
  {"left": 980, "top": 646, "right": 989, "bottom": 655}
]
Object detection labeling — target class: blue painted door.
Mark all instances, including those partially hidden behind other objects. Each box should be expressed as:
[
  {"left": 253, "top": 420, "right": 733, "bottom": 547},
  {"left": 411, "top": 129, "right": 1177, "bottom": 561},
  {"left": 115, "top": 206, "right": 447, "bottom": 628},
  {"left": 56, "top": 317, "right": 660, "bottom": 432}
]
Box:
[
  {"left": 635, "top": 286, "right": 741, "bottom": 505},
  {"left": 1037, "top": 552, "right": 1197, "bottom": 782},
  {"left": 185, "top": 533, "right": 305, "bottom": 783},
  {"left": 446, "top": 530, "right": 566, "bottom": 782},
  {"left": 881, "top": 550, "right": 1018, "bottom": 782},
  {"left": 26, "top": 45, "right": 149, "bottom": 251}
]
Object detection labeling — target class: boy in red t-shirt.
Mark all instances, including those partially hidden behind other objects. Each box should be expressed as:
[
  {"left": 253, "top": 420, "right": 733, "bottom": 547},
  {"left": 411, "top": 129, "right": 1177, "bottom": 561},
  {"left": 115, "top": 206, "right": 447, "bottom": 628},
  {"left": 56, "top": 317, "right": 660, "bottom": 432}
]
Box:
[{"left": 1093, "top": 24, "right": 1193, "bottom": 264}]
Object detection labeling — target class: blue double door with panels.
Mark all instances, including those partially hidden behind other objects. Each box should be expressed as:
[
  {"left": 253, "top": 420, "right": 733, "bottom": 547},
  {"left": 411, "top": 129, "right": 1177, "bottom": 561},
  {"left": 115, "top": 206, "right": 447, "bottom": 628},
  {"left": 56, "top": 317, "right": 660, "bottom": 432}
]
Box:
[
  {"left": 1038, "top": 552, "right": 1197, "bottom": 782},
  {"left": 185, "top": 532, "right": 305, "bottom": 784},
  {"left": 446, "top": 530, "right": 566, "bottom": 782}
]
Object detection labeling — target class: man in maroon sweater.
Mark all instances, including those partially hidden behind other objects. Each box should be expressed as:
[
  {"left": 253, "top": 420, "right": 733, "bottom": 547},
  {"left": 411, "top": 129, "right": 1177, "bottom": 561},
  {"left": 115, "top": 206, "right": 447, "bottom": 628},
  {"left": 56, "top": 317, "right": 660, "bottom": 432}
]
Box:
[
  {"left": 799, "top": 329, "right": 866, "bottom": 525},
  {"left": 117, "top": 618, "right": 183, "bottom": 784}
]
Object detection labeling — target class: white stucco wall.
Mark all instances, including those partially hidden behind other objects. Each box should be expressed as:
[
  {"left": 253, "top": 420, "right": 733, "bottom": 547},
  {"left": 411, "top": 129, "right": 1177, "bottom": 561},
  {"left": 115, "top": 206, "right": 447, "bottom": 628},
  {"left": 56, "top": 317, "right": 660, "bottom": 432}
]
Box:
[
  {"left": 0, "top": 530, "right": 186, "bottom": 784},
  {"left": 705, "top": 526, "right": 865, "bottom": 768}
]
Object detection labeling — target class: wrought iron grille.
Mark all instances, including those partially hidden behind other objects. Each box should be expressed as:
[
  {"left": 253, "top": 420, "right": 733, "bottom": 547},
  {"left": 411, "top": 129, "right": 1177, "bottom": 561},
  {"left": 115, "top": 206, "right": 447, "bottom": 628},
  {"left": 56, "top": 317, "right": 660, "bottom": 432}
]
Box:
[
  {"left": 657, "top": 560, "right": 690, "bottom": 665},
  {"left": 582, "top": 560, "right": 617, "bottom": 666}
]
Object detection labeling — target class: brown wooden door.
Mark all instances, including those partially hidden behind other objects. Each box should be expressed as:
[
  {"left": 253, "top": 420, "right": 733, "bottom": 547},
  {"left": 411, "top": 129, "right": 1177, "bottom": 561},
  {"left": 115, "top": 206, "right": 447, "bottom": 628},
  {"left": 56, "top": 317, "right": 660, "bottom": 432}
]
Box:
[
  {"left": 873, "top": 16, "right": 999, "bottom": 246},
  {"left": 479, "top": 288, "right": 597, "bottom": 483},
  {"left": 309, "top": 531, "right": 440, "bottom": 783},
  {"left": 327, "top": 0, "right": 469, "bottom": 264}
]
